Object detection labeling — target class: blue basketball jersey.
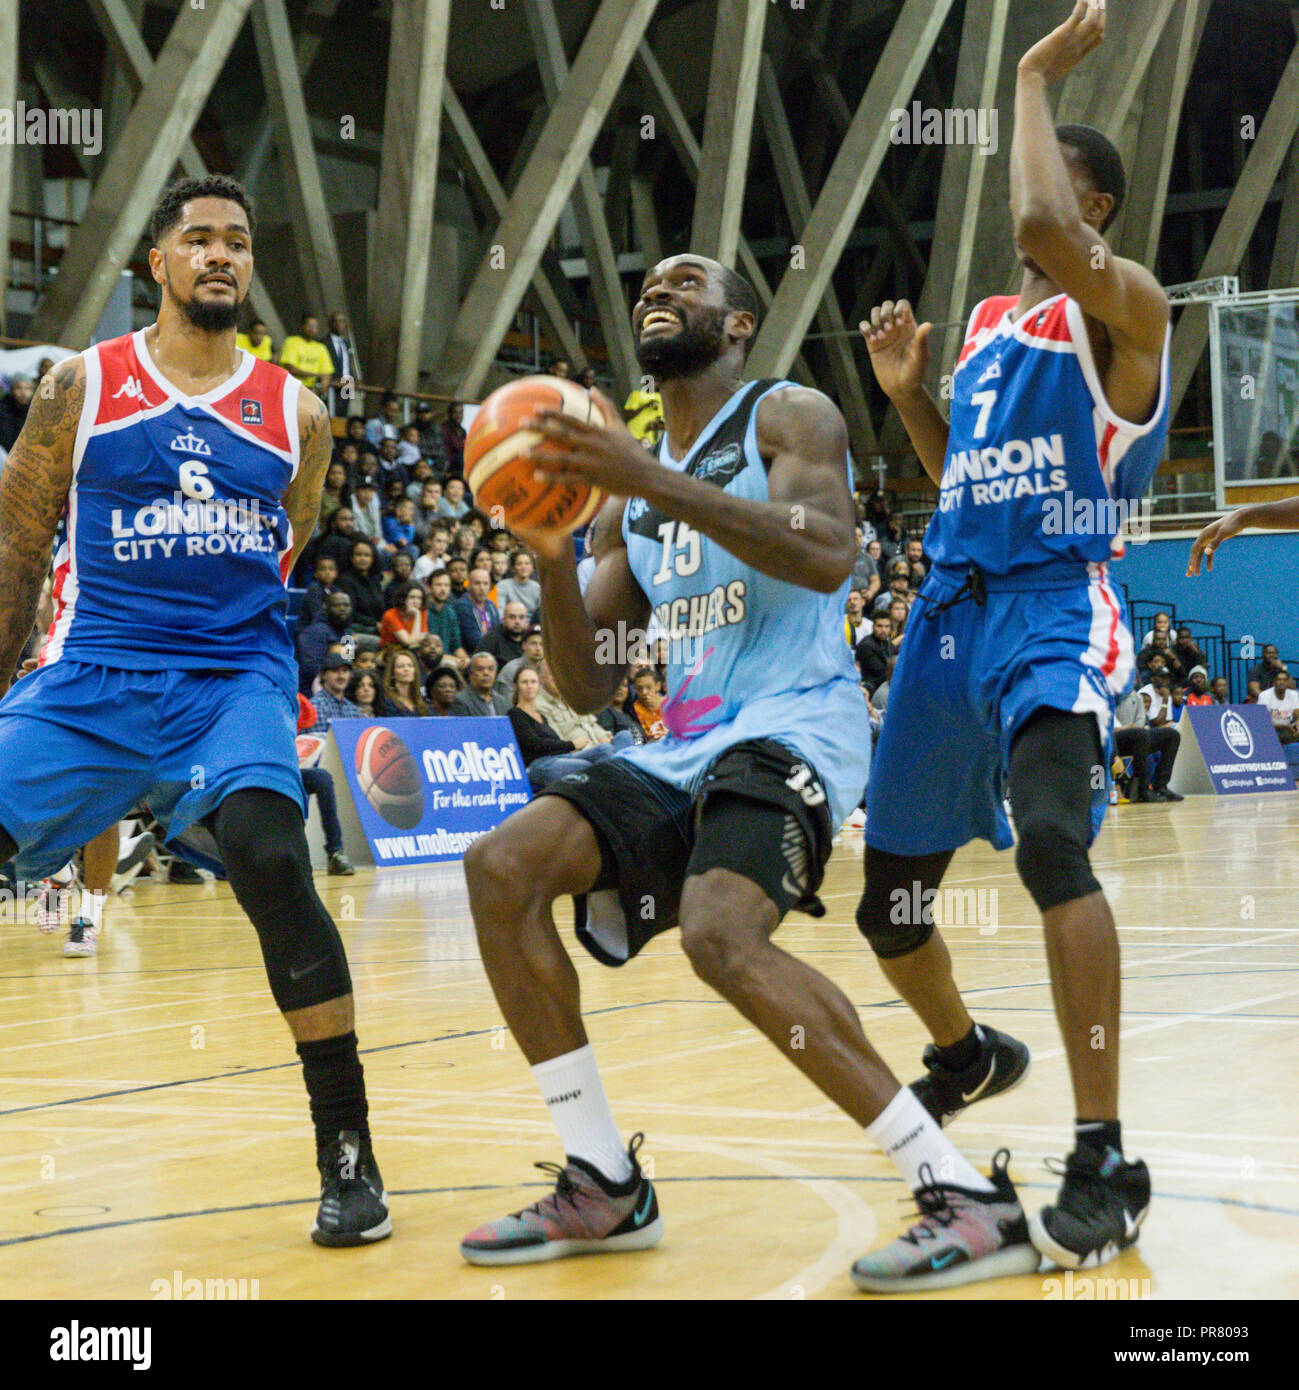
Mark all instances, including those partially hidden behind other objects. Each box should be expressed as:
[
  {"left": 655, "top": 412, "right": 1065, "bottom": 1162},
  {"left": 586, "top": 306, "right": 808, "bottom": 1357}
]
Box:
[
  {"left": 618, "top": 380, "right": 870, "bottom": 825},
  {"left": 926, "top": 293, "right": 1171, "bottom": 579},
  {"left": 38, "top": 329, "right": 301, "bottom": 695}
]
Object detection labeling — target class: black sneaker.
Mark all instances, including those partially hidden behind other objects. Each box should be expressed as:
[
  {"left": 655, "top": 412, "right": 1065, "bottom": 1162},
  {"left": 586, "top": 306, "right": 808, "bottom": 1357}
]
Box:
[
  {"left": 910, "top": 1024, "right": 1031, "bottom": 1127},
  {"left": 328, "top": 851, "right": 355, "bottom": 876},
  {"left": 1030, "top": 1146, "right": 1151, "bottom": 1269},
  {"left": 311, "top": 1130, "right": 392, "bottom": 1247},
  {"left": 167, "top": 860, "right": 204, "bottom": 885},
  {"left": 1153, "top": 787, "right": 1183, "bottom": 802}
]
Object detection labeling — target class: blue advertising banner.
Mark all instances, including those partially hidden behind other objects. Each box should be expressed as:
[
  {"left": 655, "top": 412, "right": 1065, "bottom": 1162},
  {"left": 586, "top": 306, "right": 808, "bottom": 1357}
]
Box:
[
  {"left": 1169, "top": 703, "right": 1295, "bottom": 796},
  {"left": 327, "top": 717, "right": 532, "bottom": 865}
]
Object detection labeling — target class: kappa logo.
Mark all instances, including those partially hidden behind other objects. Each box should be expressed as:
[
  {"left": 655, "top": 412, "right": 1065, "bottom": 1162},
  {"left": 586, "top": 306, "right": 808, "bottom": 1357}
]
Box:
[
  {"left": 170, "top": 428, "right": 212, "bottom": 456},
  {"left": 241, "top": 398, "right": 263, "bottom": 427},
  {"left": 111, "top": 375, "right": 148, "bottom": 401}
]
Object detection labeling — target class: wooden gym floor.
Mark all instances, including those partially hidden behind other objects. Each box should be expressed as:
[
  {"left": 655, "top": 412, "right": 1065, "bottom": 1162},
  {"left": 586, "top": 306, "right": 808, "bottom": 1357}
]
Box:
[{"left": 2, "top": 791, "right": 1296, "bottom": 1301}]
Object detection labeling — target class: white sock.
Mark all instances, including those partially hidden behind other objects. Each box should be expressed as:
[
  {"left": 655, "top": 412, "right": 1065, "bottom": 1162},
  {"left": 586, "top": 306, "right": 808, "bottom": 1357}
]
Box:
[
  {"left": 81, "top": 890, "right": 106, "bottom": 932},
  {"left": 866, "top": 1087, "right": 995, "bottom": 1193},
  {"left": 532, "top": 1045, "right": 633, "bottom": 1184}
]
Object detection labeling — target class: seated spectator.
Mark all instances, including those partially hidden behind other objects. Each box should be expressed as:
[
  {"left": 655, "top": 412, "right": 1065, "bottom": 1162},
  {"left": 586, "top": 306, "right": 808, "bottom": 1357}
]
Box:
[
  {"left": 855, "top": 612, "right": 894, "bottom": 693},
  {"left": 1183, "top": 666, "right": 1214, "bottom": 706},
  {"left": 469, "top": 546, "right": 495, "bottom": 581},
  {"left": 478, "top": 601, "right": 529, "bottom": 668},
  {"left": 535, "top": 659, "right": 621, "bottom": 751},
  {"left": 446, "top": 556, "right": 470, "bottom": 598},
  {"left": 0, "top": 375, "right": 34, "bottom": 451},
  {"left": 596, "top": 672, "right": 641, "bottom": 741},
  {"left": 1171, "top": 626, "right": 1206, "bottom": 677},
  {"left": 851, "top": 529, "right": 880, "bottom": 603},
  {"left": 366, "top": 390, "right": 403, "bottom": 448},
  {"left": 297, "top": 592, "right": 355, "bottom": 694},
  {"left": 497, "top": 625, "right": 544, "bottom": 700},
  {"left": 377, "top": 436, "right": 409, "bottom": 490},
  {"left": 382, "top": 496, "right": 420, "bottom": 560},
  {"left": 1259, "top": 670, "right": 1299, "bottom": 743},
  {"left": 397, "top": 423, "right": 423, "bottom": 470},
  {"left": 451, "top": 652, "right": 510, "bottom": 716},
  {"left": 630, "top": 665, "right": 667, "bottom": 741},
  {"left": 879, "top": 512, "right": 907, "bottom": 561},
  {"left": 862, "top": 488, "right": 891, "bottom": 536},
  {"left": 453, "top": 567, "right": 500, "bottom": 653},
  {"left": 495, "top": 550, "right": 541, "bottom": 620},
  {"left": 382, "top": 649, "right": 430, "bottom": 716},
  {"left": 310, "top": 652, "right": 363, "bottom": 728},
  {"left": 1210, "top": 675, "right": 1230, "bottom": 704},
  {"left": 304, "top": 506, "right": 356, "bottom": 575},
  {"left": 509, "top": 667, "right": 634, "bottom": 792},
  {"left": 414, "top": 399, "right": 445, "bottom": 463},
  {"left": 337, "top": 415, "right": 367, "bottom": 458},
  {"left": 1113, "top": 685, "right": 1181, "bottom": 802},
  {"left": 1247, "top": 644, "right": 1288, "bottom": 700},
  {"left": 904, "top": 537, "right": 927, "bottom": 574},
  {"left": 379, "top": 582, "right": 430, "bottom": 651},
  {"left": 320, "top": 461, "right": 349, "bottom": 528},
  {"left": 339, "top": 538, "right": 387, "bottom": 635},
  {"left": 353, "top": 450, "right": 382, "bottom": 492},
  {"left": 354, "top": 647, "right": 380, "bottom": 675},
  {"left": 1138, "top": 611, "right": 1173, "bottom": 650},
  {"left": 487, "top": 549, "right": 512, "bottom": 603},
  {"left": 415, "top": 633, "right": 459, "bottom": 688},
  {"left": 442, "top": 402, "right": 467, "bottom": 476},
  {"left": 300, "top": 554, "right": 340, "bottom": 628},
  {"left": 843, "top": 589, "right": 870, "bottom": 648},
  {"left": 887, "top": 597, "right": 909, "bottom": 652},
  {"left": 437, "top": 475, "right": 470, "bottom": 522},
  {"left": 381, "top": 552, "right": 416, "bottom": 610},
  {"left": 427, "top": 666, "right": 464, "bottom": 715},
  {"left": 1137, "top": 631, "right": 1183, "bottom": 683},
  {"left": 412, "top": 479, "right": 442, "bottom": 537},
  {"left": 413, "top": 524, "right": 452, "bottom": 582},
  {"left": 1138, "top": 671, "right": 1176, "bottom": 729},
  {"left": 423, "top": 569, "right": 468, "bottom": 667},
  {"left": 551, "top": 358, "right": 571, "bottom": 379},
  {"left": 872, "top": 562, "right": 913, "bottom": 617},
  {"left": 349, "top": 480, "right": 388, "bottom": 554},
  {"left": 452, "top": 524, "right": 478, "bottom": 561},
  {"left": 279, "top": 313, "right": 333, "bottom": 394},
  {"left": 236, "top": 320, "right": 273, "bottom": 361},
  {"left": 345, "top": 669, "right": 385, "bottom": 718}
]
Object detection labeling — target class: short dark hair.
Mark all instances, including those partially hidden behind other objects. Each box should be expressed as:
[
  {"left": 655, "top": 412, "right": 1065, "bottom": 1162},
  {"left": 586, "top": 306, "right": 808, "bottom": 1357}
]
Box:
[
  {"left": 150, "top": 175, "right": 255, "bottom": 245},
  {"left": 717, "top": 265, "right": 761, "bottom": 357},
  {"left": 1055, "top": 124, "right": 1125, "bottom": 232}
]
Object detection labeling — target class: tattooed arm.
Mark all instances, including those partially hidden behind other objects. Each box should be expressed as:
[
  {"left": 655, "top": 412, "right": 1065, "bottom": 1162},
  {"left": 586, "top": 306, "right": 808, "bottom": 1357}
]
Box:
[
  {"left": 281, "top": 389, "right": 333, "bottom": 574},
  {"left": 0, "top": 358, "right": 83, "bottom": 693}
]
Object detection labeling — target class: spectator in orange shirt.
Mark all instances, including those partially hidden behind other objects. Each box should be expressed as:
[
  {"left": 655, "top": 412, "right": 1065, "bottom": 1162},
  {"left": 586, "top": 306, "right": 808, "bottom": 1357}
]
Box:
[
  {"left": 1183, "top": 666, "right": 1214, "bottom": 706},
  {"left": 379, "top": 583, "right": 430, "bottom": 651},
  {"left": 631, "top": 665, "right": 667, "bottom": 742}
]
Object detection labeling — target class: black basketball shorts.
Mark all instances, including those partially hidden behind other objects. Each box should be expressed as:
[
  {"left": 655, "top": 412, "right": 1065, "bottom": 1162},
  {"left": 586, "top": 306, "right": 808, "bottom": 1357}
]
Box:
[{"left": 538, "top": 738, "right": 835, "bottom": 967}]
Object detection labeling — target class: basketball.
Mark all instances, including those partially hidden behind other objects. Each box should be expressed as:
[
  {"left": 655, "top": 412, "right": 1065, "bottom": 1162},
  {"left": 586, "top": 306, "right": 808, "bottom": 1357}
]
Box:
[
  {"left": 464, "top": 375, "right": 608, "bottom": 535},
  {"left": 354, "top": 726, "right": 424, "bottom": 830}
]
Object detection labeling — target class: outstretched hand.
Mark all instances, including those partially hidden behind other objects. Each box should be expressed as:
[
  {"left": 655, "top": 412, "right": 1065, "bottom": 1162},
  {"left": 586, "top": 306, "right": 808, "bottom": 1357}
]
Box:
[
  {"left": 1019, "top": 0, "right": 1106, "bottom": 84},
  {"left": 1187, "top": 511, "right": 1245, "bottom": 576},
  {"left": 859, "top": 300, "right": 931, "bottom": 401}
]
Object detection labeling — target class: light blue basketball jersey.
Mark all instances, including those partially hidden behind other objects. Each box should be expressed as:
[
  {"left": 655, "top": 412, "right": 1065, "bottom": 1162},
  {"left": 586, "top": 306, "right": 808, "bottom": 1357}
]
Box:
[{"left": 617, "top": 380, "right": 870, "bottom": 825}]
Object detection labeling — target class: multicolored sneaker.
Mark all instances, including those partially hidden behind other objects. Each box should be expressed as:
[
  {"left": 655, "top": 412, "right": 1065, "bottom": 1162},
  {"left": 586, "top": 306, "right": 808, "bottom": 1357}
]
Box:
[
  {"left": 1030, "top": 1146, "right": 1151, "bottom": 1269},
  {"left": 62, "top": 918, "right": 98, "bottom": 958},
  {"left": 910, "top": 1024, "right": 1031, "bottom": 1127},
  {"left": 851, "top": 1150, "right": 1040, "bottom": 1293},
  {"left": 460, "top": 1133, "right": 663, "bottom": 1266}
]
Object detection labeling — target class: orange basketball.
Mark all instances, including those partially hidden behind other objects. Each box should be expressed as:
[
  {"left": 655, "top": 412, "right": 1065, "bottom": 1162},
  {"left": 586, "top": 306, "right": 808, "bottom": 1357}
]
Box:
[{"left": 465, "top": 375, "right": 608, "bottom": 535}]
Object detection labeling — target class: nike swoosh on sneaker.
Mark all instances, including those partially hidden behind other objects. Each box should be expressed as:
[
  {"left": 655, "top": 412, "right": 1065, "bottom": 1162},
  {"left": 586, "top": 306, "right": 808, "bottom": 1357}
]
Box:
[
  {"left": 632, "top": 1186, "right": 654, "bottom": 1228},
  {"left": 960, "top": 1058, "right": 998, "bottom": 1105},
  {"left": 930, "top": 1249, "right": 962, "bottom": 1270},
  {"left": 1123, "top": 1209, "right": 1140, "bottom": 1240}
]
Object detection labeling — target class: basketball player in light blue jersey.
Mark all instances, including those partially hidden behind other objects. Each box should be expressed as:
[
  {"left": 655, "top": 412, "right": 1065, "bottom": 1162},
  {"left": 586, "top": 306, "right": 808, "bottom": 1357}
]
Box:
[
  {"left": 0, "top": 176, "right": 389, "bottom": 1248},
  {"left": 457, "top": 255, "right": 1041, "bottom": 1293},
  {"left": 854, "top": 1, "right": 1168, "bottom": 1272}
]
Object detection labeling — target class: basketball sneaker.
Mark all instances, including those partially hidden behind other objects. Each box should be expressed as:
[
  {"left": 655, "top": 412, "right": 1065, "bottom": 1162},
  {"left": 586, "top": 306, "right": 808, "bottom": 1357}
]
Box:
[
  {"left": 851, "top": 1150, "right": 1040, "bottom": 1293},
  {"left": 460, "top": 1133, "right": 662, "bottom": 1265},
  {"left": 310, "top": 1130, "right": 392, "bottom": 1247},
  {"left": 1030, "top": 1146, "right": 1151, "bottom": 1269},
  {"left": 35, "top": 879, "right": 73, "bottom": 933},
  {"left": 110, "top": 829, "right": 156, "bottom": 894},
  {"left": 63, "top": 918, "right": 98, "bottom": 958},
  {"left": 910, "top": 1024, "right": 1030, "bottom": 1127}
]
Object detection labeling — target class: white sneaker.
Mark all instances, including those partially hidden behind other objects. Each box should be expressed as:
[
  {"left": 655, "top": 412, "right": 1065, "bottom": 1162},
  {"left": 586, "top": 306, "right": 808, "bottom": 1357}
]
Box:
[
  {"left": 844, "top": 808, "right": 867, "bottom": 829},
  {"left": 63, "top": 918, "right": 98, "bottom": 957},
  {"left": 110, "top": 830, "right": 156, "bottom": 894}
]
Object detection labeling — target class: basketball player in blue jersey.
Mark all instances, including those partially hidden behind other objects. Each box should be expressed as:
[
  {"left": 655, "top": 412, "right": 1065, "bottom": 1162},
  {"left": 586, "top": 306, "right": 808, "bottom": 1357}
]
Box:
[
  {"left": 854, "top": 1, "right": 1169, "bottom": 1271},
  {"left": 456, "top": 254, "right": 1041, "bottom": 1293},
  {"left": 0, "top": 176, "right": 389, "bottom": 1247}
]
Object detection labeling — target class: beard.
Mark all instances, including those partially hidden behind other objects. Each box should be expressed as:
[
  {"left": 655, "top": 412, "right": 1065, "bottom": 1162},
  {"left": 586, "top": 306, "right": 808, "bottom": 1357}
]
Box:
[
  {"left": 635, "top": 305, "right": 729, "bottom": 382},
  {"left": 166, "top": 263, "right": 240, "bottom": 332}
]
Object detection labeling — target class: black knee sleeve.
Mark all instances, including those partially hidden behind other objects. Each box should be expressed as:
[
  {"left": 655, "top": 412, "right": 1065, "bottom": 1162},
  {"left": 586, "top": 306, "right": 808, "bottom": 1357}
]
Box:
[
  {"left": 211, "top": 789, "right": 353, "bottom": 1012},
  {"left": 857, "top": 846, "right": 954, "bottom": 958},
  {"left": 1009, "top": 710, "right": 1103, "bottom": 912}
]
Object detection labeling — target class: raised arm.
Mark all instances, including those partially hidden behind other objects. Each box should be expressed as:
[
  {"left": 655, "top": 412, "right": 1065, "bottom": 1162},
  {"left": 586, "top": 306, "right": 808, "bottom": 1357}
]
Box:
[
  {"left": 1011, "top": 3, "right": 1168, "bottom": 357},
  {"left": 0, "top": 357, "right": 82, "bottom": 692},
  {"left": 517, "top": 495, "right": 651, "bottom": 715},
  {"left": 282, "top": 389, "right": 333, "bottom": 573},
  {"left": 859, "top": 299, "right": 947, "bottom": 486}
]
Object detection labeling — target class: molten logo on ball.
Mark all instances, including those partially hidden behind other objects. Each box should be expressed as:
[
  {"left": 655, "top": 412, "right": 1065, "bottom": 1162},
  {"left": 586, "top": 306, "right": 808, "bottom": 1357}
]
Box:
[{"left": 355, "top": 727, "right": 425, "bottom": 829}]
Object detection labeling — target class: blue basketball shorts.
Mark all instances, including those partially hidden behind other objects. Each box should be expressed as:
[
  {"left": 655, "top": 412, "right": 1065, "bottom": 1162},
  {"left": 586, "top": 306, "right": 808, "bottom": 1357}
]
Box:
[
  {"left": 0, "top": 660, "right": 307, "bottom": 880},
  {"left": 866, "top": 565, "right": 1135, "bottom": 857}
]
